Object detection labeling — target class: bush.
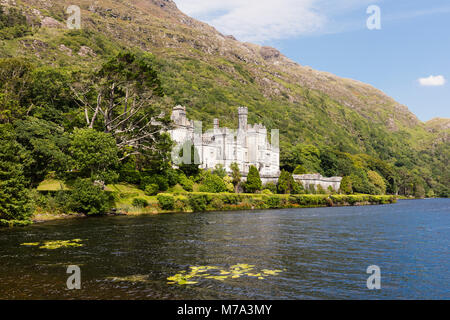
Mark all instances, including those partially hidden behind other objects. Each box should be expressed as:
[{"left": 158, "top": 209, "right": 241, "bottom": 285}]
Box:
[
  {"left": 211, "top": 197, "right": 224, "bottom": 210},
  {"left": 265, "top": 195, "right": 281, "bottom": 208},
  {"left": 145, "top": 184, "right": 159, "bottom": 196},
  {"left": 339, "top": 176, "right": 353, "bottom": 194},
  {"left": 188, "top": 194, "right": 209, "bottom": 212},
  {"left": 132, "top": 198, "right": 149, "bottom": 208},
  {"left": 316, "top": 185, "right": 326, "bottom": 194},
  {"left": 179, "top": 174, "right": 194, "bottom": 192},
  {"left": 262, "top": 189, "right": 273, "bottom": 195},
  {"left": 157, "top": 194, "right": 175, "bottom": 210},
  {"left": 199, "top": 172, "right": 228, "bottom": 193},
  {"left": 263, "top": 182, "right": 277, "bottom": 194},
  {"left": 244, "top": 166, "right": 262, "bottom": 193},
  {"left": 68, "top": 179, "right": 113, "bottom": 216},
  {"left": 141, "top": 175, "right": 169, "bottom": 192}
]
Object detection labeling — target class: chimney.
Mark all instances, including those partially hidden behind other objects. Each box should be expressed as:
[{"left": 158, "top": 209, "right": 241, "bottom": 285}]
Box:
[
  {"left": 238, "top": 107, "right": 248, "bottom": 130},
  {"left": 213, "top": 118, "right": 219, "bottom": 129}
]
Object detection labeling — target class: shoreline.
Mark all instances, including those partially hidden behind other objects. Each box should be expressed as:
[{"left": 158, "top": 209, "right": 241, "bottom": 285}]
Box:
[{"left": 27, "top": 194, "right": 400, "bottom": 225}]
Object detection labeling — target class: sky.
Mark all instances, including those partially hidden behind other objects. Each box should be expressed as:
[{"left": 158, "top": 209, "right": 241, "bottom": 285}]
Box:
[{"left": 175, "top": 0, "right": 450, "bottom": 121}]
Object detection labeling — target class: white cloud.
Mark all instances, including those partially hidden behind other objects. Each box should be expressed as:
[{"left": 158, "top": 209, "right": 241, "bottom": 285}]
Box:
[
  {"left": 176, "top": 0, "right": 326, "bottom": 42},
  {"left": 418, "top": 75, "right": 446, "bottom": 87}
]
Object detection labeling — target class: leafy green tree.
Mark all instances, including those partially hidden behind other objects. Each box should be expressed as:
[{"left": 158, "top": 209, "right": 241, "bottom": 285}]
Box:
[
  {"left": 244, "top": 165, "right": 262, "bottom": 193},
  {"left": 213, "top": 164, "right": 227, "bottom": 178},
  {"left": 230, "top": 162, "right": 242, "bottom": 193},
  {"left": 199, "top": 171, "right": 228, "bottom": 193},
  {"left": 339, "top": 176, "right": 353, "bottom": 194},
  {"left": 0, "top": 58, "right": 33, "bottom": 123},
  {"left": 367, "top": 170, "right": 386, "bottom": 195},
  {"left": 277, "top": 170, "right": 295, "bottom": 194},
  {"left": 293, "top": 165, "right": 307, "bottom": 174},
  {"left": 14, "top": 117, "right": 71, "bottom": 185},
  {"left": 0, "top": 124, "right": 32, "bottom": 221},
  {"left": 68, "top": 178, "right": 113, "bottom": 216},
  {"left": 281, "top": 143, "right": 321, "bottom": 173},
  {"left": 69, "top": 128, "right": 119, "bottom": 182}
]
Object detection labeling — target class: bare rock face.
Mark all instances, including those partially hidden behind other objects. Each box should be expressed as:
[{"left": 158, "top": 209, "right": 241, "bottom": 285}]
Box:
[
  {"left": 260, "top": 46, "right": 281, "bottom": 60},
  {"left": 78, "top": 46, "right": 96, "bottom": 57},
  {"left": 41, "top": 16, "right": 64, "bottom": 28},
  {"left": 59, "top": 44, "right": 73, "bottom": 56}
]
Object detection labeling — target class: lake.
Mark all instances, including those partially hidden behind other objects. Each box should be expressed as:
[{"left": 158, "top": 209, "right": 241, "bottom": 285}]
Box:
[{"left": 0, "top": 199, "right": 449, "bottom": 300}]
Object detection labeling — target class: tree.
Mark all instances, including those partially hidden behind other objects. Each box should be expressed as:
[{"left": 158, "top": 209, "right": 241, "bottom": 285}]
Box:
[
  {"left": 199, "top": 171, "right": 228, "bottom": 193},
  {"left": 339, "top": 176, "right": 353, "bottom": 194},
  {"left": 244, "top": 165, "right": 262, "bottom": 193},
  {"left": 281, "top": 143, "right": 321, "bottom": 173},
  {"left": 293, "top": 165, "right": 307, "bottom": 175},
  {"left": 68, "top": 178, "right": 113, "bottom": 216},
  {"left": 14, "top": 117, "right": 71, "bottom": 185},
  {"left": 367, "top": 170, "right": 386, "bottom": 195},
  {"left": 213, "top": 164, "right": 227, "bottom": 178},
  {"left": 0, "top": 124, "right": 32, "bottom": 221},
  {"left": 230, "top": 162, "right": 242, "bottom": 193},
  {"left": 71, "top": 51, "right": 170, "bottom": 161},
  {"left": 69, "top": 128, "right": 119, "bottom": 182},
  {"left": 0, "top": 58, "right": 33, "bottom": 123},
  {"left": 277, "top": 170, "right": 295, "bottom": 194}
]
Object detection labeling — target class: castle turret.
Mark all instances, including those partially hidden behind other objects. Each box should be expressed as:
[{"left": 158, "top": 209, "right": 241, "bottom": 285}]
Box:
[
  {"left": 171, "top": 105, "right": 188, "bottom": 126},
  {"left": 238, "top": 107, "right": 248, "bottom": 130}
]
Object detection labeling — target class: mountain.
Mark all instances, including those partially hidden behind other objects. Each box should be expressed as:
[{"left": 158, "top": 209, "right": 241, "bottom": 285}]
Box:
[{"left": 1, "top": 0, "right": 448, "bottom": 196}]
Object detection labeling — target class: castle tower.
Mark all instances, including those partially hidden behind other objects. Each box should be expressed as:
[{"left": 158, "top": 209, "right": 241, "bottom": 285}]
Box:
[
  {"left": 171, "top": 105, "right": 188, "bottom": 126},
  {"left": 238, "top": 107, "right": 248, "bottom": 130}
]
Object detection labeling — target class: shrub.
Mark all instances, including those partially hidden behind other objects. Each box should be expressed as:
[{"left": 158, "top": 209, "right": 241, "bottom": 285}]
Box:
[
  {"left": 265, "top": 195, "right": 281, "bottom": 208},
  {"left": 211, "top": 197, "right": 224, "bottom": 210},
  {"left": 188, "top": 194, "right": 209, "bottom": 212},
  {"left": 157, "top": 194, "right": 175, "bottom": 210},
  {"left": 199, "top": 172, "right": 228, "bottom": 193},
  {"left": 339, "top": 176, "right": 353, "bottom": 194},
  {"left": 316, "top": 185, "right": 326, "bottom": 194},
  {"left": 174, "top": 198, "right": 189, "bottom": 212},
  {"left": 262, "top": 189, "right": 273, "bottom": 195},
  {"left": 244, "top": 166, "right": 262, "bottom": 193},
  {"left": 132, "top": 198, "right": 149, "bottom": 208},
  {"left": 141, "top": 175, "right": 169, "bottom": 192},
  {"left": 179, "top": 174, "right": 194, "bottom": 192},
  {"left": 68, "top": 179, "right": 113, "bottom": 216},
  {"left": 145, "top": 183, "right": 159, "bottom": 196},
  {"left": 263, "top": 182, "right": 277, "bottom": 194}
]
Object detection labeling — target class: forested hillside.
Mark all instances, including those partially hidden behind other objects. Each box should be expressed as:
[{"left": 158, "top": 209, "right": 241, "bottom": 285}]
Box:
[{"left": 0, "top": 0, "right": 448, "bottom": 223}]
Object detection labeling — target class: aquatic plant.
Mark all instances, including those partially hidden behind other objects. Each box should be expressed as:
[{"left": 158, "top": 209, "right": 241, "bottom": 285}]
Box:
[
  {"left": 20, "top": 239, "right": 84, "bottom": 249},
  {"left": 166, "top": 264, "right": 285, "bottom": 285}
]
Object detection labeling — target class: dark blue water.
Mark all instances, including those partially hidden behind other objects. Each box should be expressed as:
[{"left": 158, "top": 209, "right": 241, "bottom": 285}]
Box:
[{"left": 0, "top": 199, "right": 449, "bottom": 299}]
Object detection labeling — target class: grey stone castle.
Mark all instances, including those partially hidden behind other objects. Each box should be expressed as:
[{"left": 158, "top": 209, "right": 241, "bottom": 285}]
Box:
[{"left": 169, "top": 106, "right": 280, "bottom": 183}]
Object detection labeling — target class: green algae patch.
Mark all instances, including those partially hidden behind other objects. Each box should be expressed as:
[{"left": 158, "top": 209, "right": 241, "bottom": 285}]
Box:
[
  {"left": 107, "top": 275, "right": 150, "bottom": 283},
  {"left": 20, "top": 239, "right": 84, "bottom": 249},
  {"left": 167, "top": 264, "right": 285, "bottom": 285}
]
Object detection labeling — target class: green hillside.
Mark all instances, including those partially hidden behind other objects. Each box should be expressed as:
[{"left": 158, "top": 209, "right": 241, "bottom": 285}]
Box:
[{"left": 0, "top": 0, "right": 448, "bottom": 203}]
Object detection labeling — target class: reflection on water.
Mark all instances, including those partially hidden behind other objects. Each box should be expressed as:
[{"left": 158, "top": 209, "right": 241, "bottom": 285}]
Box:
[{"left": 0, "top": 199, "right": 449, "bottom": 299}]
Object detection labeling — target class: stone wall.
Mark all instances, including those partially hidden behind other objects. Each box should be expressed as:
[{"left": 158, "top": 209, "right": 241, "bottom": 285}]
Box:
[{"left": 293, "top": 174, "right": 342, "bottom": 192}]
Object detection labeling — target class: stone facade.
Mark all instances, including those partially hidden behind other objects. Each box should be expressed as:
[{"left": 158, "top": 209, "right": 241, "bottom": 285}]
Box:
[
  {"left": 169, "top": 106, "right": 280, "bottom": 181},
  {"left": 293, "top": 174, "right": 342, "bottom": 192}
]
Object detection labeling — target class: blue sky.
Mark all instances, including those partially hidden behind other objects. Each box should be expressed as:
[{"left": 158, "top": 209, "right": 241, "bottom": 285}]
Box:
[{"left": 175, "top": 0, "right": 450, "bottom": 121}]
